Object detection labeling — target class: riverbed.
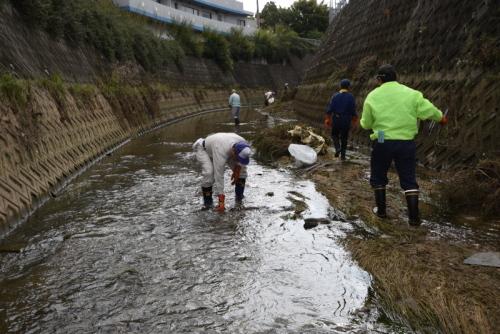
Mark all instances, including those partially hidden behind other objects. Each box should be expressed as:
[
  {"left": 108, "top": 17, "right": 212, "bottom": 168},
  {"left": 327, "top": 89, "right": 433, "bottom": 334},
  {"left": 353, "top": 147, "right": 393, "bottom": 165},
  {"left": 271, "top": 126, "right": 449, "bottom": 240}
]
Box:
[{"left": 0, "top": 108, "right": 401, "bottom": 333}]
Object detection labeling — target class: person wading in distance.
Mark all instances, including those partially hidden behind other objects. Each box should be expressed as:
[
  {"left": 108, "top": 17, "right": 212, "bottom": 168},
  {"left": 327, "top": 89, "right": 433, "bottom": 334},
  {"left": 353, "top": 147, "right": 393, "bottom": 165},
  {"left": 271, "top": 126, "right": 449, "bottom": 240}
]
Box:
[{"left": 228, "top": 89, "right": 241, "bottom": 126}]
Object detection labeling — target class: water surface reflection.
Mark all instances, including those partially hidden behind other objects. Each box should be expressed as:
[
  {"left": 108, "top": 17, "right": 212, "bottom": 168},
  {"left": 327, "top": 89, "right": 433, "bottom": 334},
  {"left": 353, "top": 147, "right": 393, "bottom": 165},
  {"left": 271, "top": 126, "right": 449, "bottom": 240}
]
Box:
[{"left": 0, "top": 109, "right": 397, "bottom": 333}]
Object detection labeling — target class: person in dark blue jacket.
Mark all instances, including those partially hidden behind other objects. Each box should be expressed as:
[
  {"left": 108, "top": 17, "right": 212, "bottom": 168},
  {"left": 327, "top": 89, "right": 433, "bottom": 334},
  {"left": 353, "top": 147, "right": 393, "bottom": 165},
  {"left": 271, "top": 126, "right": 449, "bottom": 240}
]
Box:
[{"left": 324, "top": 79, "right": 358, "bottom": 160}]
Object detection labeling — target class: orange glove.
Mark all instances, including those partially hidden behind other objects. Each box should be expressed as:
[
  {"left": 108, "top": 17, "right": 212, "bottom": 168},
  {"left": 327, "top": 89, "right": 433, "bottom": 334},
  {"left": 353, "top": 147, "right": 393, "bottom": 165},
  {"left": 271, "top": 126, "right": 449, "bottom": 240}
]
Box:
[
  {"left": 439, "top": 115, "right": 448, "bottom": 125},
  {"left": 231, "top": 165, "right": 241, "bottom": 185},
  {"left": 215, "top": 194, "right": 225, "bottom": 212},
  {"left": 324, "top": 115, "right": 332, "bottom": 129},
  {"left": 351, "top": 115, "right": 359, "bottom": 127}
]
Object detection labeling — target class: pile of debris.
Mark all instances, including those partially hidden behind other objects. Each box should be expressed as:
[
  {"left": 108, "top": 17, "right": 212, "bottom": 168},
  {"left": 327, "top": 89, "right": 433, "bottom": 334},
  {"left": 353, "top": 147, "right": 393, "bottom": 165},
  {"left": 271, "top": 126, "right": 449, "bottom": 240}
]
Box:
[{"left": 252, "top": 124, "right": 329, "bottom": 165}]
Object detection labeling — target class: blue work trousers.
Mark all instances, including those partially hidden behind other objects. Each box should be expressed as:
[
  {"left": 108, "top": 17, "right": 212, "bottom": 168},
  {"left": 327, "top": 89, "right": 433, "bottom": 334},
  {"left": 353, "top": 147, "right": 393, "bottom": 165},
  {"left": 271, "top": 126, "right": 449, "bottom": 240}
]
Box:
[
  {"left": 331, "top": 114, "right": 351, "bottom": 156},
  {"left": 331, "top": 124, "right": 350, "bottom": 156},
  {"left": 370, "top": 140, "right": 418, "bottom": 190}
]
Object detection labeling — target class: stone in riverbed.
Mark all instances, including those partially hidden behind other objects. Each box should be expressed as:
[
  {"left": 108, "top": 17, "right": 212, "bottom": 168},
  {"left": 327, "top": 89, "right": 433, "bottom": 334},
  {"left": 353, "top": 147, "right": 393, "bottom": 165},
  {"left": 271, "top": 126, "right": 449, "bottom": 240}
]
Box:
[
  {"left": 463, "top": 252, "right": 500, "bottom": 268},
  {"left": 303, "top": 218, "right": 331, "bottom": 229}
]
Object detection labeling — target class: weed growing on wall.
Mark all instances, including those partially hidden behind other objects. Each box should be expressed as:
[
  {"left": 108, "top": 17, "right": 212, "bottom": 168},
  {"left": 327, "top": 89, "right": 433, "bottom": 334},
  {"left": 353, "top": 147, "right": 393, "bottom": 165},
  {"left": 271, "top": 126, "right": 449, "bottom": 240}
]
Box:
[
  {"left": 0, "top": 74, "right": 30, "bottom": 108},
  {"left": 68, "top": 83, "right": 97, "bottom": 108},
  {"left": 39, "top": 73, "right": 65, "bottom": 106}
]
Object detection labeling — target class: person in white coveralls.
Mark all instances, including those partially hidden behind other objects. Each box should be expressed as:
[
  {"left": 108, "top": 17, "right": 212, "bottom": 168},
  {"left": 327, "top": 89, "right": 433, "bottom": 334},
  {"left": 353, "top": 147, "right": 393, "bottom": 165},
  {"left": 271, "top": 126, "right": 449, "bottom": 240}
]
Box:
[{"left": 193, "top": 133, "right": 252, "bottom": 212}]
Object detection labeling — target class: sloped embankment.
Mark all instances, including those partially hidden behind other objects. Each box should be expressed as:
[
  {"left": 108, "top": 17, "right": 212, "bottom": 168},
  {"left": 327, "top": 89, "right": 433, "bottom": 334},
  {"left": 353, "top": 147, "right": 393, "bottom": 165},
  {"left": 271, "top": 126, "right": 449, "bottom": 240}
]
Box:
[{"left": 295, "top": 0, "right": 499, "bottom": 169}]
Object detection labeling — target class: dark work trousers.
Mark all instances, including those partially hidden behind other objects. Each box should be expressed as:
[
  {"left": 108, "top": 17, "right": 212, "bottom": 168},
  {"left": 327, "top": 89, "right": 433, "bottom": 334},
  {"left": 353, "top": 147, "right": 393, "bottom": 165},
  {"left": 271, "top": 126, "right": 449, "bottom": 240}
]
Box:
[
  {"left": 331, "top": 123, "right": 350, "bottom": 157},
  {"left": 370, "top": 140, "right": 419, "bottom": 190}
]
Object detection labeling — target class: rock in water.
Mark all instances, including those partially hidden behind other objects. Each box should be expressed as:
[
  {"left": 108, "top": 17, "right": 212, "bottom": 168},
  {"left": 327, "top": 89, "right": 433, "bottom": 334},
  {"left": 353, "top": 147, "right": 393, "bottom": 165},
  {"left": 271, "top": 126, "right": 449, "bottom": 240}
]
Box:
[{"left": 303, "top": 218, "right": 331, "bottom": 229}]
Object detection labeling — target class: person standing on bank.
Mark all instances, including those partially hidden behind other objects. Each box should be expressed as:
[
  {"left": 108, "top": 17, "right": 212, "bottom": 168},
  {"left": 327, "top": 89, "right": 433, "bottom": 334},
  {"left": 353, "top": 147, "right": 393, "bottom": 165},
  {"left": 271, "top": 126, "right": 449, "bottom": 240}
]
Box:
[
  {"left": 228, "top": 89, "right": 241, "bottom": 126},
  {"left": 192, "top": 133, "right": 252, "bottom": 212},
  {"left": 324, "top": 79, "right": 358, "bottom": 160},
  {"left": 360, "top": 64, "right": 447, "bottom": 226}
]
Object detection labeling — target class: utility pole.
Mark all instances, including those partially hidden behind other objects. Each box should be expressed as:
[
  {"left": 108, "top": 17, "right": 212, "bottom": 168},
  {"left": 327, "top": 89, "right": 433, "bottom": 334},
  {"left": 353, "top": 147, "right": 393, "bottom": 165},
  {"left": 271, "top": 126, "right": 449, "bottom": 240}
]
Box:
[{"left": 256, "top": 0, "right": 260, "bottom": 27}]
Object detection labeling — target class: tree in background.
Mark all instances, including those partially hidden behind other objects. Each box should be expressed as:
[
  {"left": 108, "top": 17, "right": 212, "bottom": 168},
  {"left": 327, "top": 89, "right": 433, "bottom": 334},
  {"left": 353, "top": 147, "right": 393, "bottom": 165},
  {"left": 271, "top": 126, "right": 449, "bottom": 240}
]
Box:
[
  {"left": 260, "top": 0, "right": 328, "bottom": 39},
  {"left": 226, "top": 28, "right": 255, "bottom": 62},
  {"left": 260, "top": 2, "right": 288, "bottom": 29}
]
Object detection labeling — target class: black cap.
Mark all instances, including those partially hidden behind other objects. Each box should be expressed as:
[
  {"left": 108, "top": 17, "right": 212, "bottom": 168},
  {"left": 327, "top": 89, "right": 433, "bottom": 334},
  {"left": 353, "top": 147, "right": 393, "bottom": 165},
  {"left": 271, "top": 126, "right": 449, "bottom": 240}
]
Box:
[
  {"left": 340, "top": 79, "right": 351, "bottom": 88},
  {"left": 376, "top": 64, "right": 397, "bottom": 82}
]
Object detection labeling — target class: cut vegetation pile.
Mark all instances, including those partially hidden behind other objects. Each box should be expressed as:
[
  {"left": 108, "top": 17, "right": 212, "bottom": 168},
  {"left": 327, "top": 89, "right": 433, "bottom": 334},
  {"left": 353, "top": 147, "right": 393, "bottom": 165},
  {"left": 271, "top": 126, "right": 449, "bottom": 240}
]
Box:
[
  {"left": 252, "top": 124, "right": 298, "bottom": 162},
  {"left": 440, "top": 159, "right": 500, "bottom": 217},
  {"left": 252, "top": 122, "right": 331, "bottom": 163}
]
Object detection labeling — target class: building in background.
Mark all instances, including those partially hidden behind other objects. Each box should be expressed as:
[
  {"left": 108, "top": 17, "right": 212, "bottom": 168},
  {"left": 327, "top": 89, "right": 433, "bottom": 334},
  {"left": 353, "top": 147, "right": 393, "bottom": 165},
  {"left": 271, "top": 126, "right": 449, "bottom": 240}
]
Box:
[{"left": 113, "top": 0, "right": 257, "bottom": 35}]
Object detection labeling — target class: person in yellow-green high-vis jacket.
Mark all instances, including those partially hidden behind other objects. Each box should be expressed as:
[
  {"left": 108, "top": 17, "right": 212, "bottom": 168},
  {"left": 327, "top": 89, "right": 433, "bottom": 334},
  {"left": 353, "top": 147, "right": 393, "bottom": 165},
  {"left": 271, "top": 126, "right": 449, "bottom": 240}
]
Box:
[{"left": 361, "top": 64, "right": 448, "bottom": 226}]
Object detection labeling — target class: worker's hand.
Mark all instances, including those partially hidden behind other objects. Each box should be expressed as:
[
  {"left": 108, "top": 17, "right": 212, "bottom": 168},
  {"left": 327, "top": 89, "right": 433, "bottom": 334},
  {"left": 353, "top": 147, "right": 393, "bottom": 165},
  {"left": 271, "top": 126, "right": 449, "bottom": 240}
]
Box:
[
  {"left": 439, "top": 115, "right": 448, "bottom": 125},
  {"left": 324, "top": 115, "right": 332, "bottom": 129},
  {"left": 215, "top": 194, "right": 225, "bottom": 212},
  {"left": 351, "top": 115, "right": 359, "bottom": 128},
  {"left": 231, "top": 165, "right": 241, "bottom": 185}
]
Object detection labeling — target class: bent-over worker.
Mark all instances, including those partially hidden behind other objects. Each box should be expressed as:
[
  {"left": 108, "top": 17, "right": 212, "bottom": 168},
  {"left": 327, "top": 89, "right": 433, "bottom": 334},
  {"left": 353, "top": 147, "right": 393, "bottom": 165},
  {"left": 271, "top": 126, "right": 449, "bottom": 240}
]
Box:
[{"left": 193, "top": 132, "right": 252, "bottom": 212}]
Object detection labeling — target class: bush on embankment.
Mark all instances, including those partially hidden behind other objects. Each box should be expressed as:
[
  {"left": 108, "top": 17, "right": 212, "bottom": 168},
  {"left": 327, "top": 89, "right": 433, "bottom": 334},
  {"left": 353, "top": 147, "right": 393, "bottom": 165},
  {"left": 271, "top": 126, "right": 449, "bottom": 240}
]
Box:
[
  {"left": 9, "top": 0, "right": 315, "bottom": 73},
  {"left": 11, "top": 0, "right": 184, "bottom": 72},
  {"left": 0, "top": 73, "right": 30, "bottom": 108}
]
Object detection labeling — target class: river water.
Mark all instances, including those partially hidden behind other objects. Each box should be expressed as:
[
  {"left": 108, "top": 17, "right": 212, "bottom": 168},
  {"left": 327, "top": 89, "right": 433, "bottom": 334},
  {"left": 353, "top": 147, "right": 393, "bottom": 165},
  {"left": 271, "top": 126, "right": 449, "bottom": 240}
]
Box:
[{"left": 0, "top": 109, "right": 400, "bottom": 333}]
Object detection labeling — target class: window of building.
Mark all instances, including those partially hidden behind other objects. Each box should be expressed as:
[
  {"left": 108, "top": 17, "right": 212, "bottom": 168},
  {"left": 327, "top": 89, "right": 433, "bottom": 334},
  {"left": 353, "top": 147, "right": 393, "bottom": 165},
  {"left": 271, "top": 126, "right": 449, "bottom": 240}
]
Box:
[
  {"left": 187, "top": 7, "right": 199, "bottom": 15},
  {"left": 238, "top": 19, "right": 246, "bottom": 27},
  {"left": 202, "top": 11, "right": 212, "bottom": 19},
  {"left": 174, "top": 2, "right": 178, "bottom": 9},
  {"left": 217, "top": 14, "right": 223, "bottom": 21}
]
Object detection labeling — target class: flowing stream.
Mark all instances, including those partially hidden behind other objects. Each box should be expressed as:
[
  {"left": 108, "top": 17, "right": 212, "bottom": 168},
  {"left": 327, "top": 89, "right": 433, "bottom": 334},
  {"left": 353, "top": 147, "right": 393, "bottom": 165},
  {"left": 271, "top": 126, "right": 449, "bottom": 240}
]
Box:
[{"left": 0, "top": 108, "right": 401, "bottom": 333}]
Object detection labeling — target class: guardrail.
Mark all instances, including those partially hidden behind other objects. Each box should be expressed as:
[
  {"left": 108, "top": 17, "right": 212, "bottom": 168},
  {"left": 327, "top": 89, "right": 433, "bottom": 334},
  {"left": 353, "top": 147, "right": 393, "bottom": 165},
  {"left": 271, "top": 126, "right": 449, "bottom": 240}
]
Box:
[{"left": 113, "top": 0, "right": 256, "bottom": 35}]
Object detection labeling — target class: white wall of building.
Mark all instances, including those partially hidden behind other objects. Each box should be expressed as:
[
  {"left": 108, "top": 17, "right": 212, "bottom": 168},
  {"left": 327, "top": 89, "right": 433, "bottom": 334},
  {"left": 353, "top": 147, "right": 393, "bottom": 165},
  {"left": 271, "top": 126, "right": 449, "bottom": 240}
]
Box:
[{"left": 114, "top": 0, "right": 256, "bottom": 34}]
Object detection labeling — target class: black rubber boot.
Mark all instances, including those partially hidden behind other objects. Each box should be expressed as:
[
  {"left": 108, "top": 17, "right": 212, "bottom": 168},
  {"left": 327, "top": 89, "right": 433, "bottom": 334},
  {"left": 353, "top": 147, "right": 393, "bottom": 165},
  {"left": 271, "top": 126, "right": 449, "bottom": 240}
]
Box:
[
  {"left": 234, "top": 118, "right": 240, "bottom": 126},
  {"left": 373, "top": 187, "right": 387, "bottom": 218},
  {"left": 405, "top": 190, "right": 420, "bottom": 226},
  {"left": 235, "top": 178, "right": 246, "bottom": 203},
  {"left": 202, "top": 186, "right": 213, "bottom": 209}
]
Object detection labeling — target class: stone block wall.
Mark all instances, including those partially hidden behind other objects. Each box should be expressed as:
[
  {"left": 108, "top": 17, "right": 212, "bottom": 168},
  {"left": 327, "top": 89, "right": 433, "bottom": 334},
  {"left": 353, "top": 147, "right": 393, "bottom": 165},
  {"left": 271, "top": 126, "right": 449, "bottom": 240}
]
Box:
[{"left": 294, "top": 0, "right": 500, "bottom": 169}]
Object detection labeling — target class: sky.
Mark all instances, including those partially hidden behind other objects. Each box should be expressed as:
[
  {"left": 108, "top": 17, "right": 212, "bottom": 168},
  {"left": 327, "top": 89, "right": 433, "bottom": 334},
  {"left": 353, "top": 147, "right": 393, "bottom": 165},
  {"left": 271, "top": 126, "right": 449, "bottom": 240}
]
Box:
[{"left": 242, "top": 0, "right": 297, "bottom": 15}]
